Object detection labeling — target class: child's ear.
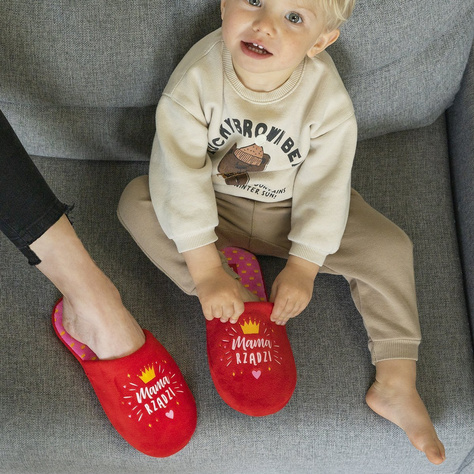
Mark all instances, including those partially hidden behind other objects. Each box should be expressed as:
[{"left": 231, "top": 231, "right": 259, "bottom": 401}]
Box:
[
  {"left": 307, "top": 29, "right": 340, "bottom": 58},
  {"left": 221, "top": 0, "right": 227, "bottom": 19}
]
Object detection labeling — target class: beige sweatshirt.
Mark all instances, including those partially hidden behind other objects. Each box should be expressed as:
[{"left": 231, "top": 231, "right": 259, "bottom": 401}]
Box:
[{"left": 149, "top": 29, "right": 357, "bottom": 266}]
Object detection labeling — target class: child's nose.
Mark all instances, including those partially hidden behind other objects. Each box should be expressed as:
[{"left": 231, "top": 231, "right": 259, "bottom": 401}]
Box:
[{"left": 252, "top": 13, "right": 277, "bottom": 36}]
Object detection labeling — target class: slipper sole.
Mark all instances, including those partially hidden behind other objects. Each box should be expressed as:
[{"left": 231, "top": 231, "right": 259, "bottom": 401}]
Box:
[{"left": 222, "top": 246, "right": 267, "bottom": 301}]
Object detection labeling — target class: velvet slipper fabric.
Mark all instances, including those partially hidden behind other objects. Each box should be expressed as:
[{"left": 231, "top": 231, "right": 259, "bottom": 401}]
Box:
[
  {"left": 206, "top": 247, "right": 297, "bottom": 416},
  {"left": 52, "top": 299, "right": 197, "bottom": 457}
]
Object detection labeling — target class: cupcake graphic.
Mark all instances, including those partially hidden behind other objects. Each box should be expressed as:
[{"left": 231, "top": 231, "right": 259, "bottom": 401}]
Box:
[{"left": 218, "top": 137, "right": 270, "bottom": 186}]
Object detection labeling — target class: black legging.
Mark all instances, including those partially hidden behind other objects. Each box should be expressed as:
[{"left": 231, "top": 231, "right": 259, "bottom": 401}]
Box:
[{"left": 0, "top": 110, "right": 68, "bottom": 264}]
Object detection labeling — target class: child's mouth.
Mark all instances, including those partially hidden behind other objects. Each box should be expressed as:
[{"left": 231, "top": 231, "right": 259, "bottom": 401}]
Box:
[{"left": 243, "top": 42, "right": 271, "bottom": 56}]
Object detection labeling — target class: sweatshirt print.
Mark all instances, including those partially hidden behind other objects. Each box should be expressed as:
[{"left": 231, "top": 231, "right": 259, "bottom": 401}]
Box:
[{"left": 149, "top": 29, "right": 357, "bottom": 266}]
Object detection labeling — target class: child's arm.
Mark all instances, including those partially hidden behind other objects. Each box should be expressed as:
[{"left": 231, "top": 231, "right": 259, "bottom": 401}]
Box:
[
  {"left": 274, "top": 115, "right": 356, "bottom": 325},
  {"left": 269, "top": 256, "right": 319, "bottom": 325},
  {"left": 183, "top": 243, "right": 245, "bottom": 324}
]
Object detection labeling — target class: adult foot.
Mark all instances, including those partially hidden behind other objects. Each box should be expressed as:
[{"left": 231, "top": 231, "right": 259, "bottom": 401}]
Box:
[
  {"left": 61, "top": 290, "right": 145, "bottom": 360},
  {"left": 30, "top": 215, "right": 146, "bottom": 360},
  {"left": 366, "top": 362, "right": 445, "bottom": 465}
]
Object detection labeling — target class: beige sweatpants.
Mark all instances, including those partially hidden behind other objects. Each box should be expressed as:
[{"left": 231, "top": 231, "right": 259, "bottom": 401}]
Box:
[{"left": 118, "top": 175, "right": 421, "bottom": 364}]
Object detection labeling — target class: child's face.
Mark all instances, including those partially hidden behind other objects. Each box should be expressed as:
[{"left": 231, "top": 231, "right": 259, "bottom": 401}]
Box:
[{"left": 221, "top": 0, "right": 339, "bottom": 91}]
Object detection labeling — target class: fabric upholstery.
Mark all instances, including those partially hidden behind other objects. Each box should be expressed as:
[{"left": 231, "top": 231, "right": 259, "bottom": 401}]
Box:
[
  {"left": 1, "top": 0, "right": 473, "bottom": 472},
  {"left": 1, "top": 116, "right": 473, "bottom": 473},
  {"left": 448, "top": 44, "right": 474, "bottom": 341},
  {"left": 1, "top": 0, "right": 473, "bottom": 160}
]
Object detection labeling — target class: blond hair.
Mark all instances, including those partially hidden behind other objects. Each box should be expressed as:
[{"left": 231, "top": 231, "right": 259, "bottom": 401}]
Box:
[{"left": 318, "top": 0, "right": 356, "bottom": 31}]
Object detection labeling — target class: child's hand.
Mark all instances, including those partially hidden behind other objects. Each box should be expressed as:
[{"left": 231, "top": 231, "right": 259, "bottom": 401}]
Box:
[
  {"left": 269, "top": 256, "right": 319, "bottom": 325},
  {"left": 182, "top": 243, "right": 245, "bottom": 323},
  {"left": 194, "top": 267, "right": 246, "bottom": 323}
]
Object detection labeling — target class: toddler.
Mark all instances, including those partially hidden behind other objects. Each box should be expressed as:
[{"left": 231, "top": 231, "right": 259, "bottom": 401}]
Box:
[{"left": 119, "top": 0, "right": 445, "bottom": 464}]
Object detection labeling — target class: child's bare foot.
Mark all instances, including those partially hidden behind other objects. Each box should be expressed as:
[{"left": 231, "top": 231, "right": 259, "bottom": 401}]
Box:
[
  {"left": 237, "top": 283, "right": 260, "bottom": 303},
  {"left": 366, "top": 360, "right": 445, "bottom": 465}
]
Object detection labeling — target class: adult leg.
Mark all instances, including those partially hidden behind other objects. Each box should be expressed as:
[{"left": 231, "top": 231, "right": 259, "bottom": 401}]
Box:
[
  {"left": 0, "top": 110, "right": 144, "bottom": 359},
  {"left": 31, "top": 215, "right": 145, "bottom": 359},
  {"left": 0, "top": 110, "right": 67, "bottom": 264}
]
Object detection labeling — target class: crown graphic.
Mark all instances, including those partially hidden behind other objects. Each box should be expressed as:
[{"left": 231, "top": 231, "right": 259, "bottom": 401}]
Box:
[
  {"left": 240, "top": 319, "right": 260, "bottom": 335},
  {"left": 138, "top": 365, "right": 156, "bottom": 384}
]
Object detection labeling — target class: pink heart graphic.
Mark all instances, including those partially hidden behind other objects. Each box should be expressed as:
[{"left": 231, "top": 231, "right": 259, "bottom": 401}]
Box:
[
  {"left": 252, "top": 370, "right": 261, "bottom": 380},
  {"left": 165, "top": 410, "right": 174, "bottom": 419}
]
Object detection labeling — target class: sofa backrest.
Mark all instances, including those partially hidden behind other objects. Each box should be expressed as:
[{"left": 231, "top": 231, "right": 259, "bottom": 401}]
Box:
[{"left": 1, "top": 0, "right": 473, "bottom": 160}]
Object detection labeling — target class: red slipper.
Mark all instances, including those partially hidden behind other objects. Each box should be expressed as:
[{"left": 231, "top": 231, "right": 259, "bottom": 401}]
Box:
[
  {"left": 52, "top": 299, "right": 197, "bottom": 457},
  {"left": 206, "top": 247, "right": 297, "bottom": 416}
]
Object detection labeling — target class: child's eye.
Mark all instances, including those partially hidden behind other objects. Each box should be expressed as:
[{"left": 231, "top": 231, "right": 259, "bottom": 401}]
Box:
[
  {"left": 247, "top": 0, "right": 262, "bottom": 6},
  {"left": 286, "top": 12, "right": 302, "bottom": 23}
]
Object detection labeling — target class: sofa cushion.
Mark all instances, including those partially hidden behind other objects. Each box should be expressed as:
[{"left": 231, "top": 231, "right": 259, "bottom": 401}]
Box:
[
  {"left": 1, "top": 115, "right": 473, "bottom": 473},
  {"left": 332, "top": 1, "right": 474, "bottom": 139},
  {"left": 0, "top": 0, "right": 473, "bottom": 159},
  {"left": 448, "top": 45, "right": 474, "bottom": 340}
]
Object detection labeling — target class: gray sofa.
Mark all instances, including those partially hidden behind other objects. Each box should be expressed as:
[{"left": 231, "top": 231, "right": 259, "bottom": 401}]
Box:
[{"left": 1, "top": 1, "right": 473, "bottom": 473}]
